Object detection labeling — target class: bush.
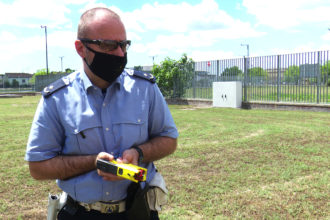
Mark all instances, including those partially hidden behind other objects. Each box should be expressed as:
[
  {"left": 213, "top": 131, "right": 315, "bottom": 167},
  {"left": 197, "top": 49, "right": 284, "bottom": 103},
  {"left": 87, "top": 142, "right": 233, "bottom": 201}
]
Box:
[{"left": 152, "top": 54, "right": 194, "bottom": 98}]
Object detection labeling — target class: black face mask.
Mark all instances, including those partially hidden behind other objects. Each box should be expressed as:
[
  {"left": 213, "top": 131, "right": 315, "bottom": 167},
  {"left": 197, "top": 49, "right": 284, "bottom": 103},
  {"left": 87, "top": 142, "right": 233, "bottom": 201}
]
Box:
[{"left": 84, "top": 45, "right": 127, "bottom": 84}]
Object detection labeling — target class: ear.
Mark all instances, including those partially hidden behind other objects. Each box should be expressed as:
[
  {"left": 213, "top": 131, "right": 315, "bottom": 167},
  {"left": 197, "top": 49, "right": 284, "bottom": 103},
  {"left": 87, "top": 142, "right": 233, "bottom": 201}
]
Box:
[{"left": 75, "top": 40, "right": 85, "bottom": 58}]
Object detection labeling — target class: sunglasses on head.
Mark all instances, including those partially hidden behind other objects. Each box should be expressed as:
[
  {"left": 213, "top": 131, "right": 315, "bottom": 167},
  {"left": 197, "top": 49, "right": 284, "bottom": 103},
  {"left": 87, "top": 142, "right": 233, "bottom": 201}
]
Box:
[{"left": 79, "top": 38, "right": 131, "bottom": 52}]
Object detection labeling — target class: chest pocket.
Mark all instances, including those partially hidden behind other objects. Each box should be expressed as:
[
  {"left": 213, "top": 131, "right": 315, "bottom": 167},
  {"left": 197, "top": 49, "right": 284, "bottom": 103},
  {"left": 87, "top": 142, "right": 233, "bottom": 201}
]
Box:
[
  {"left": 112, "top": 116, "right": 148, "bottom": 149},
  {"left": 64, "top": 122, "right": 103, "bottom": 155},
  {"left": 75, "top": 125, "right": 104, "bottom": 154}
]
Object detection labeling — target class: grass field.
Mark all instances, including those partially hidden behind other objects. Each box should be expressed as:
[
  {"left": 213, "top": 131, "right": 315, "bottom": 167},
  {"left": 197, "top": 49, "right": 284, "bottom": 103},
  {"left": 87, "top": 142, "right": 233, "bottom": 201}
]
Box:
[
  {"left": 0, "top": 96, "right": 329, "bottom": 219},
  {"left": 184, "top": 86, "right": 330, "bottom": 103}
]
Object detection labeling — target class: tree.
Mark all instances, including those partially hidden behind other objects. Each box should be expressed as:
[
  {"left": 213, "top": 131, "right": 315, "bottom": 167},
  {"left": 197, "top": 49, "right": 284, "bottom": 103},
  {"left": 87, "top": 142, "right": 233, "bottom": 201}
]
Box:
[
  {"left": 29, "top": 68, "right": 47, "bottom": 85},
  {"left": 221, "top": 66, "right": 243, "bottom": 79},
  {"left": 152, "top": 54, "right": 194, "bottom": 98},
  {"left": 12, "top": 79, "right": 19, "bottom": 88},
  {"left": 4, "top": 80, "right": 10, "bottom": 88},
  {"left": 133, "top": 66, "right": 143, "bottom": 71},
  {"left": 321, "top": 61, "right": 330, "bottom": 86},
  {"left": 284, "top": 65, "right": 300, "bottom": 83},
  {"left": 248, "top": 67, "right": 268, "bottom": 77},
  {"left": 65, "top": 68, "right": 75, "bottom": 73},
  {"left": 246, "top": 67, "right": 268, "bottom": 84}
]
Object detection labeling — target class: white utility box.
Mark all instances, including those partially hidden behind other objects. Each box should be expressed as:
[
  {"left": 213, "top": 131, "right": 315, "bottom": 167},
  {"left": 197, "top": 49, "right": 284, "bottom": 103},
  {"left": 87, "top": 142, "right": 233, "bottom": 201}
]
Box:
[{"left": 213, "top": 81, "right": 242, "bottom": 108}]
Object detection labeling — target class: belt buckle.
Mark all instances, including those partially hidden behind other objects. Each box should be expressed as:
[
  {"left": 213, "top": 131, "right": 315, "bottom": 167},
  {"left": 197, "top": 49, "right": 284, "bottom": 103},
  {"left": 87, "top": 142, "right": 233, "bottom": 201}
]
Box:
[{"left": 101, "top": 203, "right": 120, "bottom": 214}]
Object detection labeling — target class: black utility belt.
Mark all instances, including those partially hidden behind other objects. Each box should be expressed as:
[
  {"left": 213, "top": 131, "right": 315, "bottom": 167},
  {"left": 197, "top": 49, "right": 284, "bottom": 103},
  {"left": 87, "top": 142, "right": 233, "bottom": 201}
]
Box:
[
  {"left": 79, "top": 199, "right": 126, "bottom": 214},
  {"left": 65, "top": 182, "right": 152, "bottom": 220},
  {"left": 68, "top": 196, "right": 126, "bottom": 214}
]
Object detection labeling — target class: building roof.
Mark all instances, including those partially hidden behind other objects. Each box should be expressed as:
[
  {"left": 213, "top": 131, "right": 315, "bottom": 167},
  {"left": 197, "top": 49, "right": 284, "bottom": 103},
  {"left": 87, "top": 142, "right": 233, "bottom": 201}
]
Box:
[{"left": 5, "top": 73, "right": 32, "bottom": 78}]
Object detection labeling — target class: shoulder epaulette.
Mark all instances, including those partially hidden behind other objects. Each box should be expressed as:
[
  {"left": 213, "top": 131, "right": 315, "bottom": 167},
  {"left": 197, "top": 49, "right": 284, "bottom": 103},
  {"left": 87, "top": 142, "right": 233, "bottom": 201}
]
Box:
[
  {"left": 127, "top": 70, "right": 156, "bottom": 83},
  {"left": 42, "top": 77, "right": 70, "bottom": 98}
]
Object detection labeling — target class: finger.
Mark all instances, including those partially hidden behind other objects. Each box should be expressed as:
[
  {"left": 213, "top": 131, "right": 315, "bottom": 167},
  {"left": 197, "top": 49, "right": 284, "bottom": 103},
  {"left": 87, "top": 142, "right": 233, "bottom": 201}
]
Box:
[
  {"left": 97, "top": 152, "right": 114, "bottom": 161},
  {"left": 103, "top": 176, "right": 123, "bottom": 181},
  {"left": 98, "top": 170, "right": 115, "bottom": 177},
  {"left": 122, "top": 149, "right": 136, "bottom": 164},
  {"left": 101, "top": 172, "right": 124, "bottom": 181}
]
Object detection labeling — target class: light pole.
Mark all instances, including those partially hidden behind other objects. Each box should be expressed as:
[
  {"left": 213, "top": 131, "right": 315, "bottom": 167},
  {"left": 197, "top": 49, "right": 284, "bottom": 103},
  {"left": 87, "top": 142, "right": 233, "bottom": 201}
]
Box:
[
  {"left": 41, "top": 25, "right": 49, "bottom": 74},
  {"left": 241, "top": 43, "right": 249, "bottom": 57},
  {"left": 59, "top": 56, "right": 64, "bottom": 72},
  {"left": 150, "top": 55, "right": 157, "bottom": 64},
  {"left": 241, "top": 43, "right": 250, "bottom": 69},
  {"left": 241, "top": 43, "right": 250, "bottom": 102}
]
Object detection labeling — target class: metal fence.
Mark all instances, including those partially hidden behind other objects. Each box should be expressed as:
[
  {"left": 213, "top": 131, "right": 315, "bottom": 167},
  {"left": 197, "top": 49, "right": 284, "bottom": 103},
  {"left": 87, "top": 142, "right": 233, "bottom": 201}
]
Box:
[
  {"left": 35, "top": 73, "right": 70, "bottom": 92},
  {"left": 0, "top": 86, "right": 35, "bottom": 93},
  {"left": 168, "top": 50, "right": 329, "bottom": 104},
  {"left": 8, "top": 50, "right": 328, "bottom": 105}
]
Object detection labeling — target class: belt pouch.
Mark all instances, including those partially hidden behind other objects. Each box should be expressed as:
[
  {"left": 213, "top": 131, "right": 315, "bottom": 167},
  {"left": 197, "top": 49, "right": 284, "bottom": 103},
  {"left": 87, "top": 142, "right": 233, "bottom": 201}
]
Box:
[
  {"left": 125, "top": 182, "right": 150, "bottom": 220},
  {"left": 58, "top": 195, "right": 79, "bottom": 217}
]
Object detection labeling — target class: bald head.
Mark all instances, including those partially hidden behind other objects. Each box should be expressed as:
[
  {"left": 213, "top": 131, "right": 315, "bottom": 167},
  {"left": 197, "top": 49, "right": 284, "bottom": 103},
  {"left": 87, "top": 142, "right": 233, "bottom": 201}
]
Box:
[{"left": 77, "top": 7, "right": 123, "bottom": 39}]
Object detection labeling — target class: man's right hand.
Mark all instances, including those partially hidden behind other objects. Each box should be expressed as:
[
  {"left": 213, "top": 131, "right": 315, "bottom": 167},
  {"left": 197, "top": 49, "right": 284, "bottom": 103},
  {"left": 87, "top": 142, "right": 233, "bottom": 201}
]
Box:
[{"left": 96, "top": 152, "right": 124, "bottom": 181}]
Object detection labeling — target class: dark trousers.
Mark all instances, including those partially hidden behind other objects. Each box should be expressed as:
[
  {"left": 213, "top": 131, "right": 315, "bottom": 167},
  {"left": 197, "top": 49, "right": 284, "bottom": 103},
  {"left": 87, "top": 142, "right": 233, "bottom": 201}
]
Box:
[{"left": 57, "top": 204, "right": 159, "bottom": 220}]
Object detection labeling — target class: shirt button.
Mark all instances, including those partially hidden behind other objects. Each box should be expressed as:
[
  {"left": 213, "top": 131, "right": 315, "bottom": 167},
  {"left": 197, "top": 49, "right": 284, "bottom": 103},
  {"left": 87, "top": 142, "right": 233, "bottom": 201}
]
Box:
[
  {"left": 137, "top": 119, "right": 141, "bottom": 123},
  {"left": 103, "top": 103, "right": 106, "bottom": 107},
  {"left": 106, "top": 192, "right": 110, "bottom": 196},
  {"left": 106, "top": 128, "right": 109, "bottom": 131}
]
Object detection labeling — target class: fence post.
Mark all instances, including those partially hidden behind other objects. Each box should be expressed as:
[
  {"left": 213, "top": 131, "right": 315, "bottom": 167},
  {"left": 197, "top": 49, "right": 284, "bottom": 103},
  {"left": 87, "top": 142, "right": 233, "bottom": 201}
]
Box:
[
  {"left": 317, "top": 51, "right": 321, "bottom": 103},
  {"left": 173, "top": 73, "right": 176, "bottom": 98},
  {"left": 277, "top": 55, "right": 281, "bottom": 102},
  {"left": 192, "top": 62, "right": 196, "bottom": 99},
  {"left": 216, "top": 60, "right": 219, "bottom": 81},
  {"left": 243, "top": 57, "right": 248, "bottom": 101}
]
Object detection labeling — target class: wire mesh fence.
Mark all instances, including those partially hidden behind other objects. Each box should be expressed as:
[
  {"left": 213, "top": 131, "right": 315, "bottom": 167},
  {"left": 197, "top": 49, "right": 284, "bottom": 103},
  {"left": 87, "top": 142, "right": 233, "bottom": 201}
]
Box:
[
  {"left": 0, "top": 73, "right": 69, "bottom": 93},
  {"left": 35, "top": 73, "right": 70, "bottom": 92}
]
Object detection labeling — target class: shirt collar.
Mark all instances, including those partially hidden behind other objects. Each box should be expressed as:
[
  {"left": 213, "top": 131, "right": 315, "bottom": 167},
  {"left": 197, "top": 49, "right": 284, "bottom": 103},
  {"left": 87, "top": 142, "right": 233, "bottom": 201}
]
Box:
[
  {"left": 80, "top": 69, "right": 93, "bottom": 92},
  {"left": 114, "top": 71, "right": 125, "bottom": 90},
  {"left": 80, "top": 69, "right": 124, "bottom": 92}
]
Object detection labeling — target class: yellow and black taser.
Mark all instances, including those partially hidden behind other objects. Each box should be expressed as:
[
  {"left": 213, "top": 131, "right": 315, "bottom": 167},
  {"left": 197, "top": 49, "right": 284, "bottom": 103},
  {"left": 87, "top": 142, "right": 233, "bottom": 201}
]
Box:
[{"left": 96, "top": 159, "right": 147, "bottom": 183}]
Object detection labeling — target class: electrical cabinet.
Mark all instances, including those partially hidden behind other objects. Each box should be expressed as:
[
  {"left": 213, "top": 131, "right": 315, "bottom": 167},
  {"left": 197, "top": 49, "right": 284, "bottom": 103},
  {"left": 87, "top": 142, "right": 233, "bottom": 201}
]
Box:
[{"left": 213, "top": 81, "right": 242, "bottom": 108}]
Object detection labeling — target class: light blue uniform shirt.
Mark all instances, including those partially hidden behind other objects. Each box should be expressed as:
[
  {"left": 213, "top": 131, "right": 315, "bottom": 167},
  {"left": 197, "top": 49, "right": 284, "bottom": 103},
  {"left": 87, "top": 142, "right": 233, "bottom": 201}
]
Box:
[{"left": 25, "top": 70, "right": 178, "bottom": 203}]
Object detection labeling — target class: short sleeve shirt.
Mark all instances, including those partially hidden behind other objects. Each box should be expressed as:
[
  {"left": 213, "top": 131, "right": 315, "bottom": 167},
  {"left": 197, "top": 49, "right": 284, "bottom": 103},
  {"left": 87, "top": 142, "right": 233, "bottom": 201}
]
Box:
[{"left": 25, "top": 70, "right": 178, "bottom": 203}]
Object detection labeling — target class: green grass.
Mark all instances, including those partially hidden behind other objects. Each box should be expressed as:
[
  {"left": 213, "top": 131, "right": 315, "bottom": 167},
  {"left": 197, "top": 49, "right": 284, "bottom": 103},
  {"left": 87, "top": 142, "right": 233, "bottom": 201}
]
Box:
[
  {"left": 157, "top": 106, "right": 329, "bottom": 219},
  {"left": 183, "top": 86, "right": 330, "bottom": 103},
  {"left": 0, "top": 96, "right": 329, "bottom": 219}
]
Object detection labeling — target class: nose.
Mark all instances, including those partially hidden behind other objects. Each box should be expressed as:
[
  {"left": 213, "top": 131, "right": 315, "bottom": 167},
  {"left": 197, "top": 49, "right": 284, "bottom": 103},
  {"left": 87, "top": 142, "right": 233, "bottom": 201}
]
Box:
[{"left": 110, "top": 45, "right": 125, "bottom": 57}]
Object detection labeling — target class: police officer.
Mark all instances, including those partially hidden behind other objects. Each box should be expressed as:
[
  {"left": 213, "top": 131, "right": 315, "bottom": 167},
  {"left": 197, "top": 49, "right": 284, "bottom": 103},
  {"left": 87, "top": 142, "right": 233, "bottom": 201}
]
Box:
[{"left": 25, "top": 7, "right": 178, "bottom": 220}]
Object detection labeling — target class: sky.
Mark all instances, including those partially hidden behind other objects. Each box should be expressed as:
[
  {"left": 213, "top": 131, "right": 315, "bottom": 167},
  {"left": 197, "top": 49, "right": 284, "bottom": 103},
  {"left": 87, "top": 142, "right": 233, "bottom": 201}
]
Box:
[{"left": 0, "top": 0, "right": 330, "bottom": 74}]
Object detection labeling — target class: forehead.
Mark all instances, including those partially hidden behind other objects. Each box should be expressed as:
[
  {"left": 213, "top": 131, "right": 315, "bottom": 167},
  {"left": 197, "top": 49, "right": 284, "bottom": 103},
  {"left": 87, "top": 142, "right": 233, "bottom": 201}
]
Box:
[{"left": 85, "top": 12, "right": 126, "bottom": 40}]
